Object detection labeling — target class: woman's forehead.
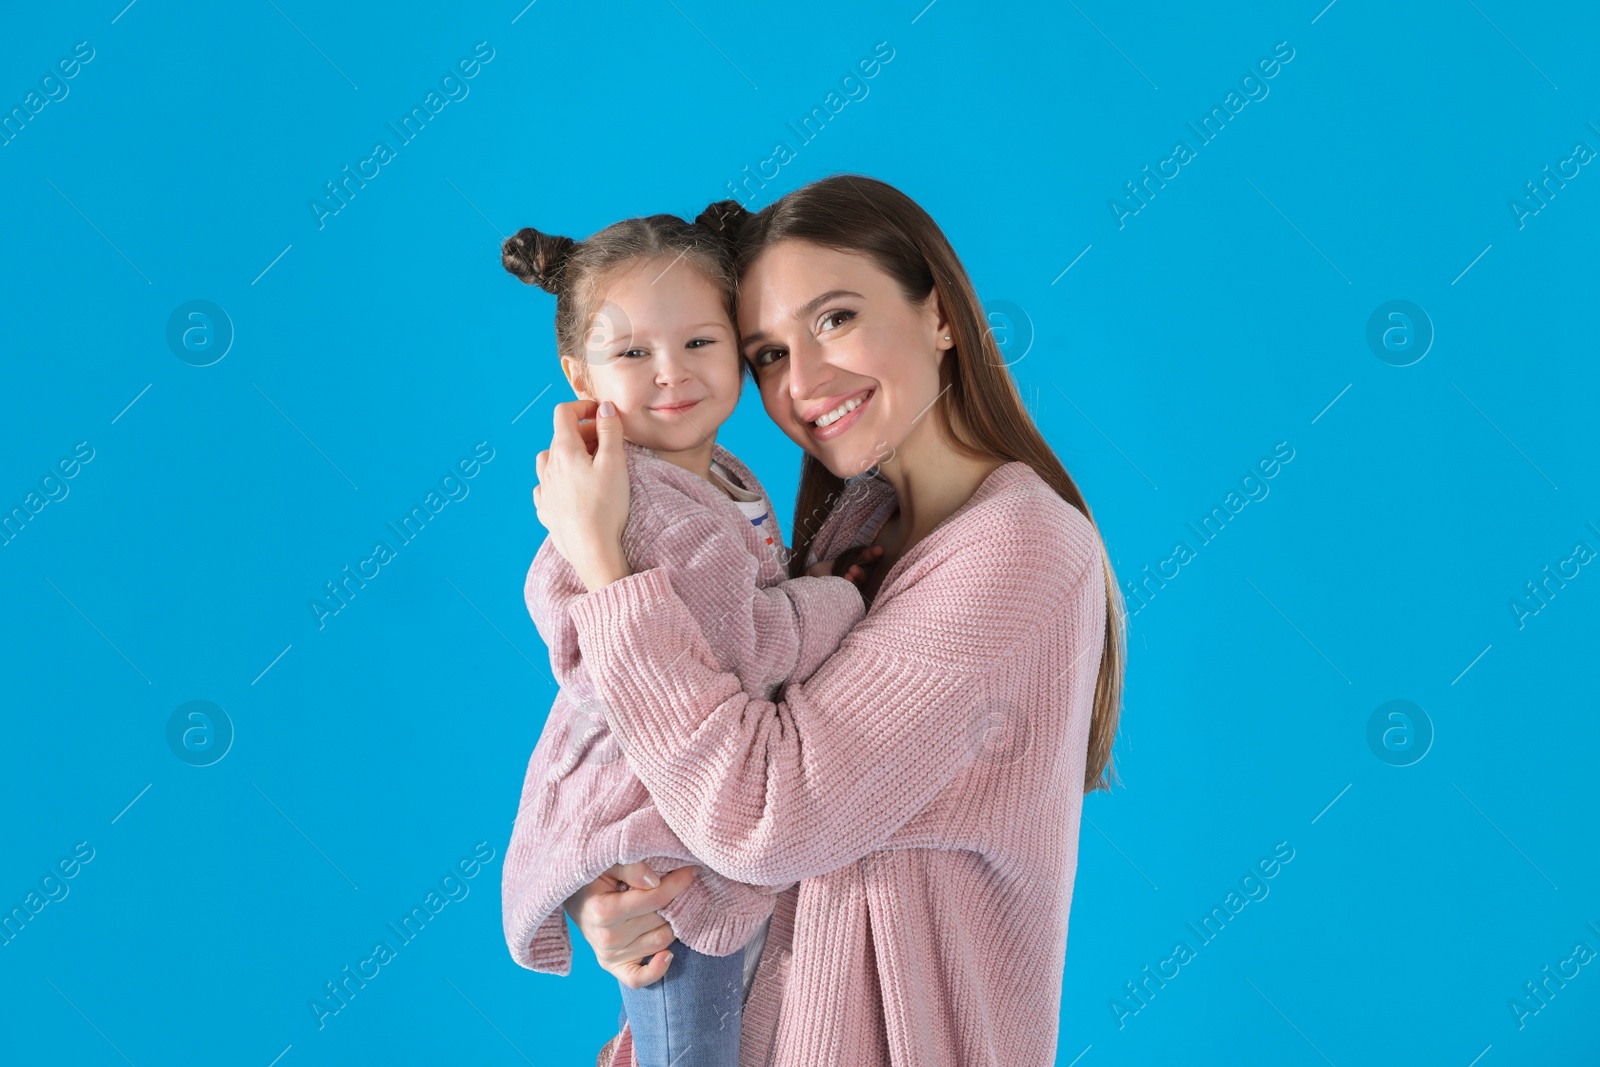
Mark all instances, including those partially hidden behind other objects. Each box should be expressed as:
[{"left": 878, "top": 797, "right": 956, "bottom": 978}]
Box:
[
  {"left": 745, "top": 240, "right": 868, "bottom": 282},
  {"left": 738, "top": 243, "right": 885, "bottom": 318}
]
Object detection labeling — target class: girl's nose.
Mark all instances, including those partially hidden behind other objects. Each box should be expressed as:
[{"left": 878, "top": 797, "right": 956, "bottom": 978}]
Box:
[{"left": 655, "top": 352, "right": 692, "bottom": 387}]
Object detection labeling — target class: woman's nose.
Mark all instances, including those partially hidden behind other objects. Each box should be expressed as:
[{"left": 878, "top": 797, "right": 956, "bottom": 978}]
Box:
[{"left": 786, "top": 343, "right": 831, "bottom": 402}]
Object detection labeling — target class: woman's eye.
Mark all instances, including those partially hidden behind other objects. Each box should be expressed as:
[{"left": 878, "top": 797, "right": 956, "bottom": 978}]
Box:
[
  {"left": 752, "top": 347, "right": 787, "bottom": 368},
  {"left": 819, "top": 309, "right": 856, "bottom": 333}
]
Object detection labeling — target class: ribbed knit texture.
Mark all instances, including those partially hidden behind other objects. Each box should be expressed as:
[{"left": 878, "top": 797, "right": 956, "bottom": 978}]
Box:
[
  {"left": 571, "top": 462, "right": 1108, "bottom": 1067},
  {"left": 500, "top": 440, "right": 867, "bottom": 975}
]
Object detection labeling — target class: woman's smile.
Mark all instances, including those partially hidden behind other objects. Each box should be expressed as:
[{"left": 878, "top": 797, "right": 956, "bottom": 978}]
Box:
[{"left": 805, "top": 388, "right": 874, "bottom": 440}]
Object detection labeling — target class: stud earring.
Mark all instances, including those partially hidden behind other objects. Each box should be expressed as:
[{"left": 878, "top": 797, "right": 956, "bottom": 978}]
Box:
[{"left": 943, "top": 335, "right": 951, "bottom": 342}]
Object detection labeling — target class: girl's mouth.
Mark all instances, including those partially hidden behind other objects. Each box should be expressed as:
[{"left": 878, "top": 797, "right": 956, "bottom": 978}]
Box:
[{"left": 649, "top": 399, "right": 703, "bottom": 415}]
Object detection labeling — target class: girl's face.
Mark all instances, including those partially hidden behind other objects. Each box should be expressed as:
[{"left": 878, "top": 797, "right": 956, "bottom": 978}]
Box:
[
  {"left": 737, "top": 240, "right": 953, "bottom": 479},
  {"left": 562, "top": 256, "right": 742, "bottom": 458}
]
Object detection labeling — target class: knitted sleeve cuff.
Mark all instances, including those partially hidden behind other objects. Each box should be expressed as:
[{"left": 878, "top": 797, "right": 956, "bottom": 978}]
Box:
[
  {"left": 523, "top": 907, "right": 574, "bottom": 975},
  {"left": 568, "top": 565, "right": 677, "bottom": 643},
  {"left": 780, "top": 575, "right": 866, "bottom": 683}
]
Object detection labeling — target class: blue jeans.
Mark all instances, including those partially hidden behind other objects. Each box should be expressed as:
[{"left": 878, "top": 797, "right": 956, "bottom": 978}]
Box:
[{"left": 618, "top": 939, "right": 744, "bottom": 1067}]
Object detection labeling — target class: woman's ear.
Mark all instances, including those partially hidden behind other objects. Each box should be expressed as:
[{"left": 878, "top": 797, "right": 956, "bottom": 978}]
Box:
[
  {"left": 560, "top": 355, "right": 595, "bottom": 401},
  {"left": 925, "top": 289, "right": 956, "bottom": 355}
]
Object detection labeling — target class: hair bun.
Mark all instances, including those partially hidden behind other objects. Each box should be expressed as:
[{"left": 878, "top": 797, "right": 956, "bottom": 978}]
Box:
[
  {"left": 695, "top": 199, "right": 751, "bottom": 247},
  {"left": 502, "top": 227, "right": 577, "bottom": 294}
]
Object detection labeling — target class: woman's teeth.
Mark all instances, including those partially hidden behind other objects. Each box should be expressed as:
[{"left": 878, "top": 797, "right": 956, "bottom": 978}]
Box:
[{"left": 814, "top": 395, "right": 865, "bottom": 427}]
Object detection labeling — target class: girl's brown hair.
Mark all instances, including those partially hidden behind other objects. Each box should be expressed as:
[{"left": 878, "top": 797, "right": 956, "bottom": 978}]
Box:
[
  {"left": 701, "top": 176, "right": 1126, "bottom": 794},
  {"left": 502, "top": 208, "right": 742, "bottom": 388}
]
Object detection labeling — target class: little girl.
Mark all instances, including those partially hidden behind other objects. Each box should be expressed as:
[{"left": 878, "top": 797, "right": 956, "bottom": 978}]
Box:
[{"left": 498, "top": 208, "right": 876, "bottom": 1067}]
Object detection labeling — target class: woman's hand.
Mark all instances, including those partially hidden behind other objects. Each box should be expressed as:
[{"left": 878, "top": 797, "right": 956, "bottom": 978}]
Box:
[
  {"left": 564, "top": 861, "right": 698, "bottom": 989},
  {"left": 533, "top": 399, "right": 632, "bottom": 591},
  {"left": 805, "top": 544, "right": 885, "bottom": 586}
]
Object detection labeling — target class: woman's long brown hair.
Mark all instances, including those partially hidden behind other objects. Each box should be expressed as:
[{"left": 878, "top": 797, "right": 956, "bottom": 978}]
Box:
[{"left": 703, "top": 175, "right": 1126, "bottom": 794}]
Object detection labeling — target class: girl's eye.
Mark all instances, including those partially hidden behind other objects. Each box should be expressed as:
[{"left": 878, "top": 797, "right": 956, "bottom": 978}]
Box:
[
  {"left": 819, "top": 309, "right": 856, "bottom": 333},
  {"left": 686, "top": 337, "right": 715, "bottom": 349},
  {"left": 620, "top": 348, "right": 650, "bottom": 359}
]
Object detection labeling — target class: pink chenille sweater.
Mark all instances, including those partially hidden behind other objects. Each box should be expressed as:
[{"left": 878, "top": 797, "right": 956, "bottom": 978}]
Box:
[
  {"left": 571, "top": 459, "right": 1108, "bottom": 1067},
  {"left": 501, "top": 440, "right": 868, "bottom": 976}
]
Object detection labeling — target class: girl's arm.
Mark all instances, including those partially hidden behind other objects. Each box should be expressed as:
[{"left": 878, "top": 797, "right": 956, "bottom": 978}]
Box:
[
  {"left": 511, "top": 487, "right": 781, "bottom": 974},
  {"left": 566, "top": 505, "right": 1103, "bottom": 886},
  {"left": 508, "top": 423, "right": 861, "bottom": 971},
  {"left": 635, "top": 503, "right": 867, "bottom": 697},
  {"left": 531, "top": 402, "right": 867, "bottom": 686}
]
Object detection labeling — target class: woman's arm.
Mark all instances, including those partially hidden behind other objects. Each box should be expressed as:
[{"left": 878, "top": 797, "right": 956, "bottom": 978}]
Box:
[
  {"left": 567, "top": 508, "right": 1102, "bottom": 886},
  {"left": 531, "top": 399, "right": 1101, "bottom": 883}
]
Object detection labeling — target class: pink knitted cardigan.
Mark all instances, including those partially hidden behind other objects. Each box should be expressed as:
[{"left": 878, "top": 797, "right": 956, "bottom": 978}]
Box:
[
  {"left": 501, "top": 439, "right": 867, "bottom": 976},
  {"left": 573, "top": 460, "right": 1107, "bottom": 1067}
]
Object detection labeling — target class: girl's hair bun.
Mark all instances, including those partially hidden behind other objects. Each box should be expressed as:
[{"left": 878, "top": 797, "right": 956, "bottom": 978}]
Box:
[
  {"left": 694, "top": 199, "right": 752, "bottom": 247},
  {"left": 502, "top": 227, "right": 577, "bottom": 294}
]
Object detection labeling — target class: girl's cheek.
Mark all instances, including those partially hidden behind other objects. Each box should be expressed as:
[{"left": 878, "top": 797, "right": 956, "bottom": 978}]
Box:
[{"left": 590, "top": 367, "right": 634, "bottom": 406}]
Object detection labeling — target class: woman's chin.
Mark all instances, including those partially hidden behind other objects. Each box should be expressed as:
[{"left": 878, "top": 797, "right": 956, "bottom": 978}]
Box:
[
  {"left": 806, "top": 446, "right": 882, "bottom": 481},
  {"left": 776, "top": 419, "right": 885, "bottom": 480}
]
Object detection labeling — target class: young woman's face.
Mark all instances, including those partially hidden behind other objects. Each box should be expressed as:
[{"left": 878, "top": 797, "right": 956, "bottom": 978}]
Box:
[
  {"left": 738, "top": 240, "right": 952, "bottom": 479},
  {"left": 562, "top": 256, "right": 742, "bottom": 456}
]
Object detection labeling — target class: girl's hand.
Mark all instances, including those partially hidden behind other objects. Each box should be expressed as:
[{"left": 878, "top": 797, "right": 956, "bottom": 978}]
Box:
[
  {"left": 564, "top": 861, "right": 698, "bottom": 989},
  {"left": 805, "top": 544, "right": 885, "bottom": 586},
  {"left": 534, "top": 399, "right": 632, "bottom": 591}
]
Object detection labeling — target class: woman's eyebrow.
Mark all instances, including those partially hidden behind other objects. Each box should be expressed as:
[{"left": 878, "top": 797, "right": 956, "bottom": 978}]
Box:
[
  {"left": 741, "top": 289, "right": 864, "bottom": 348},
  {"left": 799, "top": 288, "right": 864, "bottom": 317}
]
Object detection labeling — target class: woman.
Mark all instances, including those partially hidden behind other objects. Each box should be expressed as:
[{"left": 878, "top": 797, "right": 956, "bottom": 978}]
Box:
[{"left": 534, "top": 175, "right": 1126, "bottom": 1066}]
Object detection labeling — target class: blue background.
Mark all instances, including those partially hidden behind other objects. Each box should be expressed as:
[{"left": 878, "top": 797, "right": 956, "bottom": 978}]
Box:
[{"left": 2, "top": 1, "right": 1596, "bottom": 1064}]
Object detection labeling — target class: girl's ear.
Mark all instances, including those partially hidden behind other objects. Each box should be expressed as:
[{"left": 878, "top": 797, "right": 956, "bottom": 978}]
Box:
[{"left": 560, "top": 355, "right": 595, "bottom": 401}]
